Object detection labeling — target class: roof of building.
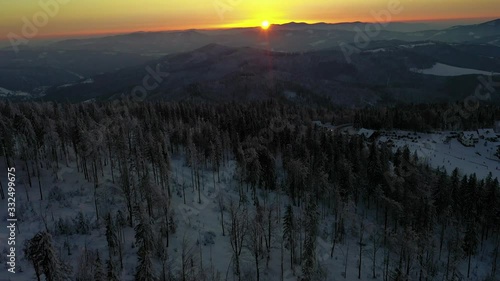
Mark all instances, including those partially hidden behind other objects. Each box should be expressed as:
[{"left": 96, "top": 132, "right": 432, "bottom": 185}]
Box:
[
  {"left": 312, "top": 121, "right": 335, "bottom": 130},
  {"left": 477, "top": 128, "right": 497, "bottom": 139},
  {"left": 461, "top": 131, "right": 479, "bottom": 139},
  {"left": 358, "top": 128, "right": 375, "bottom": 139}
]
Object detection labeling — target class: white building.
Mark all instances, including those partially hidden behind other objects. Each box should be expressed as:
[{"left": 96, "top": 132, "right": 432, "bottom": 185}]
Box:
[
  {"left": 477, "top": 128, "right": 498, "bottom": 141},
  {"left": 357, "top": 128, "right": 376, "bottom": 140},
  {"left": 312, "top": 121, "right": 335, "bottom": 132},
  {"left": 459, "top": 131, "right": 479, "bottom": 147}
]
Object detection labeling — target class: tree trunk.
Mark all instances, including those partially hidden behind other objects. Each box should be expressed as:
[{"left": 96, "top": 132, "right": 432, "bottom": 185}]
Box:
[
  {"left": 162, "top": 261, "right": 166, "bottom": 281},
  {"left": 372, "top": 240, "right": 377, "bottom": 279},
  {"left": 25, "top": 159, "right": 32, "bottom": 187},
  {"left": 94, "top": 187, "right": 99, "bottom": 223},
  {"left": 118, "top": 241, "right": 123, "bottom": 270},
  {"left": 191, "top": 166, "right": 195, "bottom": 192},
  {"left": 358, "top": 220, "right": 364, "bottom": 279},
  {"left": 281, "top": 238, "right": 284, "bottom": 281},
  {"left": 492, "top": 234, "right": 498, "bottom": 277},
  {"left": 384, "top": 249, "right": 390, "bottom": 281},
  {"left": 255, "top": 253, "right": 260, "bottom": 281},
  {"left": 439, "top": 222, "right": 445, "bottom": 261},
  {"left": 467, "top": 253, "right": 472, "bottom": 278},
  {"left": 24, "top": 181, "right": 30, "bottom": 202},
  {"left": 213, "top": 170, "right": 216, "bottom": 191},
  {"left": 331, "top": 235, "right": 337, "bottom": 258},
  {"left": 183, "top": 182, "right": 186, "bottom": 205},
  {"left": 384, "top": 207, "right": 388, "bottom": 247},
  {"left": 419, "top": 252, "right": 423, "bottom": 281},
  {"left": 406, "top": 251, "right": 411, "bottom": 277},
  {"left": 359, "top": 242, "right": 363, "bottom": 279},
  {"left": 36, "top": 152, "right": 43, "bottom": 200},
  {"left": 235, "top": 254, "right": 241, "bottom": 281},
  {"left": 108, "top": 141, "right": 115, "bottom": 183},
  {"left": 345, "top": 241, "right": 350, "bottom": 279},
  {"left": 34, "top": 266, "right": 41, "bottom": 281},
  {"left": 198, "top": 183, "right": 201, "bottom": 204},
  {"left": 445, "top": 244, "right": 451, "bottom": 281},
  {"left": 0, "top": 179, "right": 5, "bottom": 200},
  {"left": 221, "top": 210, "right": 225, "bottom": 236}
]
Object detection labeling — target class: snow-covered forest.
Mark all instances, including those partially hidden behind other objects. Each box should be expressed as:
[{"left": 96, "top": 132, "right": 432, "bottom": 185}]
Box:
[{"left": 0, "top": 100, "right": 499, "bottom": 281}]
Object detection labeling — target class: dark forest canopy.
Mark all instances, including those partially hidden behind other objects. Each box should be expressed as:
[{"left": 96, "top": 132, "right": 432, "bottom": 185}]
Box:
[{"left": 0, "top": 100, "right": 499, "bottom": 280}]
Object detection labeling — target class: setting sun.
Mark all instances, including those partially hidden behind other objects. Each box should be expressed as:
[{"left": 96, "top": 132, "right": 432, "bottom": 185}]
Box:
[{"left": 261, "top": 20, "right": 270, "bottom": 30}]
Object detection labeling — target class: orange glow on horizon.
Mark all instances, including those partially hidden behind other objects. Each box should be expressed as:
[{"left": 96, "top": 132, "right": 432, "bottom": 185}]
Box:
[
  {"left": 1, "top": 0, "right": 498, "bottom": 43},
  {"left": 1, "top": 14, "right": 498, "bottom": 43},
  {"left": 61, "top": 16, "right": 500, "bottom": 38}
]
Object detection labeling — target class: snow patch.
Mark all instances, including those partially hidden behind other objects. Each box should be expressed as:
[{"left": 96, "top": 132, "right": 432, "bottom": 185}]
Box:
[
  {"left": 309, "top": 40, "right": 325, "bottom": 46},
  {"left": 65, "top": 70, "right": 84, "bottom": 79},
  {"left": 57, "top": 78, "right": 94, "bottom": 88},
  {"left": 0, "top": 87, "right": 31, "bottom": 97},
  {"left": 57, "top": 83, "right": 75, "bottom": 88},
  {"left": 379, "top": 130, "right": 500, "bottom": 180},
  {"left": 364, "top": 48, "right": 386, "bottom": 53},
  {"left": 399, "top": 42, "right": 435, "bottom": 48},
  {"left": 410, "top": 63, "right": 500, "bottom": 76}
]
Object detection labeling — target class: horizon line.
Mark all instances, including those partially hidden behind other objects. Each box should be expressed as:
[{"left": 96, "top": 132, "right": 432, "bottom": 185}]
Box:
[{"left": 0, "top": 16, "right": 497, "bottom": 43}]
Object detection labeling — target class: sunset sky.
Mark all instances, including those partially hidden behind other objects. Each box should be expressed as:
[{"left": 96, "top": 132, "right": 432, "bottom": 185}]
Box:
[{"left": 1, "top": 0, "right": 499, "bottom": 40}]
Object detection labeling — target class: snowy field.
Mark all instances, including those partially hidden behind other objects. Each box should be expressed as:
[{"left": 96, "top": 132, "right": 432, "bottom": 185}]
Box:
[
  {"left": 410, "top": 63, "right": 500, "bottom": 77},
  {"left": 0, "top": 87, "right": 31, "bottom": 98},
  {"left": 312, "top": 121, "right": 500, "bottom": 180},
  {"left": 378, "top": 130, "right": 500, "bottom": 180}
]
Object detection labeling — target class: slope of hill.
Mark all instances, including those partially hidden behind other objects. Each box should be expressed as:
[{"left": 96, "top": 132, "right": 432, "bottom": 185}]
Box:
[
  {"left": 0, "top": 48, "right": 155, "bottom": 92},
  {"left": 39, "top": 42, "right": 500, "bottom": 105}
]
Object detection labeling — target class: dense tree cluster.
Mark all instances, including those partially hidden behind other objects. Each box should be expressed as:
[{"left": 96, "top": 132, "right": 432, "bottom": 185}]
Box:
[
  {"left": 353, "top": 103, "right": 500, "bottom": 131},
  {"left": 0, "top": 100, "right": 499, "bottom": 280}
]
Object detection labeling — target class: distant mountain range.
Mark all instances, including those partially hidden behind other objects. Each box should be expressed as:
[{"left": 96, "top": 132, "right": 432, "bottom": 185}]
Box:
[
  {"left": 1, "top": 19, "right": 499, "bottom": 105},
  {"left": 39, "top": 42, "right": 500, "bottom": 105},
  {"left": 43, "top": 19, "right": 500, "bottom": 54}
]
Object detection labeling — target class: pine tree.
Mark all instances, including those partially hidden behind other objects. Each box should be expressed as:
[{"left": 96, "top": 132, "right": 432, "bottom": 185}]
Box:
[
  {"left": 302, "top": 195, "right": 318, "bottom": 280},
  {"left": 248, "top": 153, "right": 262, "bottom": 202},
  {"left": 246, "top": 211, "right": 263, "bottom": 281},
  {"left": 135, "top": 247, "right": 157, "bottom": 281},
  {"left": 228, "top": 199, "right": 247, "bottom": 281},
  {"left": 105, "top": 213, "right": 117, "bottom": 256},
  {"left": 283, "top": 204, "right": 296, "bottom": 268},
  {"left": 119, "top": 164, "right": 134, "bottom": 227},
  {"left": 25, "top": 231, "right": 72, "bottom": 281},
  {"left": 134, "top": 207, "right": 157, "bottom": 281},
  {"left": 217, "top": 192, "right": 226, "bottom": 236},
  {"left": 94, "top": 251, "right": 105, "bottom": 281},
  {"left": 106, "top": 259, "right": 119, "bottom": 281},
  {"left": 114, "top": 211, "right": 125, "bottom": 270},
  {"left": 463, "top": 221, "right": 479, "bottom": 278},
  {"left": 134, "top": 207, "right": 155, "bottom": 253}
]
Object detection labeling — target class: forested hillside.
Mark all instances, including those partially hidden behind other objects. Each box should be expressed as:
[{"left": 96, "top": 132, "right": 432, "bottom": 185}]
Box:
[{"left": 0, "top": 100, "right": 498, "bottom": 281}]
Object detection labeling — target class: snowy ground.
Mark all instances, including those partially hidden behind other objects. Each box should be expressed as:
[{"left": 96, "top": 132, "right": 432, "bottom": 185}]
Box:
[
  {"left": 0, "top": 87, "right": 31, "bottom": 98},
  {"left": 0, "top": 148, "right": 498, "bottom": 280},
  {"left": 313, "top": 120, "right": 500, "bottom": 180},
  {"left": 0, "top": 154, "right": 388, "bottom": 281},
  {"left": 410, "top": 63, "right": 500, "bottom": 77},
  {"left": 378, "top": 130, "right": 500, "bottom": 180}
]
